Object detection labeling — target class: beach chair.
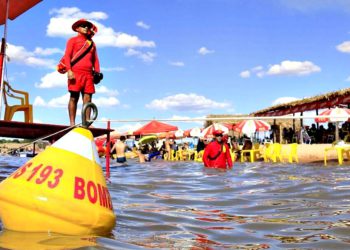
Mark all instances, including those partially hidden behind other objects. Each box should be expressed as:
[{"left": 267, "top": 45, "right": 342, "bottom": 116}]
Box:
[
  {"left": 2, "top": 81, "right": 33, "bottom": 123},
  {"left": 195, "top": 150, "right": 204, "bottom": 162},
  {"left": 262, "top": 143, "right": 273, "bottom": 162},
  {"left": 240, "top": 143, "right": 261, "bottom": 163},
  {"left": 282, "top": 143, "right": 298, "bottom": 163},
  {"left": 264, "top": 143, "right": 282, "bottom": 163},
  {"left": 324, "top": 142, "right": 350, "bottom": 166}
]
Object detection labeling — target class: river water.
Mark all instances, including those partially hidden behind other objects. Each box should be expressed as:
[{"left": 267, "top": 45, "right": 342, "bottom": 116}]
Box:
[{"left": 0, "top": 156, "right": 350, "bottom": 249}]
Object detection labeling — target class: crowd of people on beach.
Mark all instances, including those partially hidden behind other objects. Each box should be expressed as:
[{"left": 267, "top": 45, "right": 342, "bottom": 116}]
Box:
[{"left": 282, "top": 122, "right": 350, "bottom": 144}]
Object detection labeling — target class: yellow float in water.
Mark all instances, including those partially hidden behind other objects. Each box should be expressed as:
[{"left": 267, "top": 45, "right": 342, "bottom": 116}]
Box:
[
  {"left": 0, "top": 127, "right": 116, "bottom": 235},
  {"left": 0, "top": 230, "right": 97, "bottom": 250}
]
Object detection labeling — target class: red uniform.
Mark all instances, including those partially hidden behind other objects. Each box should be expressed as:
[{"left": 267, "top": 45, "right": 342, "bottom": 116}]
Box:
[
  {"left": 203, "top": 140, "right": 233, "bottom": 169},
  {"left": 64, "top": 35, "right": 100, "bottom": 94}
]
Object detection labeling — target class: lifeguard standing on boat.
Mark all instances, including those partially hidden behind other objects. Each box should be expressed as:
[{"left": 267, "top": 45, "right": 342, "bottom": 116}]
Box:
[
  {"left": 203, "top": 130, "right": 233, "bottom": 169},
  {"left": 63, "top": 19, "right": 101, "bottom": 126}
]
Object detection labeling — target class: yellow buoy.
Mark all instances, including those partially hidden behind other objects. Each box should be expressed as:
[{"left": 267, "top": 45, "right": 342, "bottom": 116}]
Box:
[
  {"left": 0, "top": 127, "right": 116, "bottom": 235},
  {"left": 0, "top": 230, "right": 97, "bottom": 250}
]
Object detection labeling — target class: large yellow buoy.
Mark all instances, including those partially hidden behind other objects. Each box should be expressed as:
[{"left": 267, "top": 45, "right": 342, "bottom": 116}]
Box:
[
  {"left": 0, "top": 230, "right": 97, "bottom": 250},
  {"left": 0, "top": 127, "right": 116, "bottom": 235}
]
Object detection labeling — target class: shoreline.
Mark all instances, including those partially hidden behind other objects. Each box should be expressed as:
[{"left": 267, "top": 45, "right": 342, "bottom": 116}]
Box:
[{"left": 0, "top": 142, "right": 343, "bottom": 165}]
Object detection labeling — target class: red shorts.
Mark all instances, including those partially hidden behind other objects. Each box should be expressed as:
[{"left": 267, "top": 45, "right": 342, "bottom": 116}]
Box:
[{"left": 68, "top": 71, "right": 95, "bottom": 94}]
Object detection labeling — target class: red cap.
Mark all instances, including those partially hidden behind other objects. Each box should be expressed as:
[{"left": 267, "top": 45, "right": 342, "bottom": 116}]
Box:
[
  {"left": 213, "top": 129, "right": 224, "bottom": 136},
  {"left": 72, "top": 19, "right": 98, "bottom": 36}
]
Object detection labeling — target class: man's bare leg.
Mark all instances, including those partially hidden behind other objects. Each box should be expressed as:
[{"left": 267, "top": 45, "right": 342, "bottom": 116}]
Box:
[
  {"left": 83, "top": 93, "right": 92, "bottom": 122},
  {"left": 68, "top": 92, "right": 79, "bottom": 126}
]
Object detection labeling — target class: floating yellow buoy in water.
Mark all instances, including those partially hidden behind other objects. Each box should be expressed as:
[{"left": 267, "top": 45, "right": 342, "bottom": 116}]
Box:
[
  {"left": 0, "top": 230, "right": 97, "bottom": 250},
  {"left": 0, "top": 127, "right": 116, "bottom": 235}
]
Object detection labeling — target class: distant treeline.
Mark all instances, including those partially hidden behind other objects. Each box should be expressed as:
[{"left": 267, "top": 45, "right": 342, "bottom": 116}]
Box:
[{"left": 0, "top": 139, "right": 33, "bottom": 144}]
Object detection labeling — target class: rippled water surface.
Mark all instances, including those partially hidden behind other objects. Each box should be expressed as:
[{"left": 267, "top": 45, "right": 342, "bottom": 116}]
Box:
[{"left": 1, "top": 156, "right": 350, "bottom": 249}]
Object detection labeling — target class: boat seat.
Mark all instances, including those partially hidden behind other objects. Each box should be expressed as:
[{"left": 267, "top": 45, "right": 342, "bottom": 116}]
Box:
[{"left": 2, "top": 81, "right": 33, "bottom": 123}]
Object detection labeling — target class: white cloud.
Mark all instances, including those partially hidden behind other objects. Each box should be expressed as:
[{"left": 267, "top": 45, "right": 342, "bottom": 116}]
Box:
[
  {"left": 101, "top": 66, "right": 126, "bottom": 72},
  {"left": 272, "top": 97, "right": 300, "bottom": 106},
  {"left": 7, "top": 43, "right": 56, "bottom": 69},
  {"left": 198, "top": 47, "right": 215, "bottom": 55},
  {"left": 125, "top": 48, "right": 156, "bottom": 63},
  {"left": 241, "top": 60, "right": 320, "bottom": 78},
  {"left": 170, "top": 115, "right": 205, "bottom": 125},
  {"left": 136, "top": 21, "right": 150, "bottom": 29},
  {"left": 47, "top": 7, "right": 155, "bottom": 49},
  {"left": 239, "top": 70, "right": 250, "bottom": 78},
  {"left": 47, "top": 93, "right": 70, "bottom": 107},
  {"left": 146, "top": 93, "right": 230, "bottom": 111},
  {"left": 267, "top": 60, "right": 321, "bottom": 76},
  {"left": 33, "top": 47, "right": 63, "bottom": 56},
  {"left": 169, "top": 61, "right": 185, "bottom": 67},
  {"left": 33, "top": 96, "right": 46, "bottom": 106},
  {"left": 35, "top": 71, "right": 67, "bottom": 88},
  {"left": 336, "top": 41, "right": 350, "bottom": 53},
  {"left": 93, "top": 96, "right": 120, "bottom": 107},
  {"left": 95, "top": 85, "right": 119, "bottom": 97},
  {"left": 112, "top": 123, "right": 143, "bottom": 133}
]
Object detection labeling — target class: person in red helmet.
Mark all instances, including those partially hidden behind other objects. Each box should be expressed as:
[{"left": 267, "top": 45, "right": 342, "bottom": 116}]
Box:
[
  {"left": 202, "top": 129, "right": 233, "bottom": 169},
  {"left": 64, "top": 19, "right": 100, "bottom": 126}
]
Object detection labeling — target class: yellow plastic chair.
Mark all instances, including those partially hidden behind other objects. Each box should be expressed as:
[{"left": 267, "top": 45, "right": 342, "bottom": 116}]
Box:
[
  {"left": 324, "top": 143, "right": 350, "bottom": 166},
  {"left": 3, "top": 81, "right": 33, "bottom": 123},
  {"left": 283, "top": 143, "right": 299, "bottom": 163},
  {"left": 195, "top": 150, "right": 204, "bottom": 162},
  {"left": 270, "top": 143, "right": 283, "bottom": 162},
  {"left": 230, "top": 150, "right": 237, "bottom": 162},
  {"left": 175, "top": 149, "right": 184, "bottom": 161},
  {"left": 240, "top": 143, "right": 261, "bottom": 163},
  {"left": 263, "top": 143, "right": 273, "bottom": 162}
]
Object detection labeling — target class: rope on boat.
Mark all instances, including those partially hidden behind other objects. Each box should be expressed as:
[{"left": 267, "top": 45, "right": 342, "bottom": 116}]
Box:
[
  {"left": 4, "top": 123, "right": 82, "bottom": 155},
  {"left": 5, "top": 102, "right": 99, "bottom": 155}
]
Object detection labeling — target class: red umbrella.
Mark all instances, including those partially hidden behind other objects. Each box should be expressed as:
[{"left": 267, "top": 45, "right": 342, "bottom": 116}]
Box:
[
  {"left": 233, "top": 120, "right": 270, "bottom": 135},
  {"left": 201, "top": 123, "right": 229, "bottom": 138},
  {"left": 0, "top": 0, "right": 42, "bottom": 24},
  {"left": 314, "top": 107, "right": 350, "bottom": 141},
  {"left": 315, "top": 107, "right": 350, "bottom": 123},
  {"left": 133, "top": 120, "right": 178, "bottom": 136}
]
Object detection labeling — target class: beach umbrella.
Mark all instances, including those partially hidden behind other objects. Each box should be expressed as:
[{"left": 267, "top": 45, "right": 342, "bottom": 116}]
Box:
[
  {"left": 201, "top": 123, "right": 229, "bottom": 138},
  {"left": 314, "top": 107, "right": 350, "bottom": 123},
  {"left": 133, "top": 120, "right": 178, "bottom": 136},
  {"left": 233, "top": 120, "right": 270, "bottom": 135},
  {"left": 314, "top": 107, "right": 350, "bottom": 141},
  {"left": 189, "top": 127, "right": 202, "bottom": 137}
]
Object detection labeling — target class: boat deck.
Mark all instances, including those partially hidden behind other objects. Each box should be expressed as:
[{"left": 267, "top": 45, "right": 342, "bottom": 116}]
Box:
[{"left": 0, "top": 120, "right": 112, "bottom": 143}]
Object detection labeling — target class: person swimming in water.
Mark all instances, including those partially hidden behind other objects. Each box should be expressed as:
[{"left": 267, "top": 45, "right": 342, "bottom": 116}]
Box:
[{"left": 110, "top": 136, "right": 127, "bottom": 163}]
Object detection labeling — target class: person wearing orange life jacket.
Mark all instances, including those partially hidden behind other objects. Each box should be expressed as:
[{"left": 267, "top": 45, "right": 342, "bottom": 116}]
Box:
[
  {"left": 202, "top": 130, "right": 233, "bottom": 169},
  {"left": 64, "top": 19, "right": 100, "bottom": 126}
]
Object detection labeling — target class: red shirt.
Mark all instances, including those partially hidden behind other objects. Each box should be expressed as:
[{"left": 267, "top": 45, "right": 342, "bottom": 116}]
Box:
[
  {"left": 202, "top": 140, "right": 233, "bottom": 169},
  {"left": 64, "top": 35, "right": 100, "bottom": 73}
]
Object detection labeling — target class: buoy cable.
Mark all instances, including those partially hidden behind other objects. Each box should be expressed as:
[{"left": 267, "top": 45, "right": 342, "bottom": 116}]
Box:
[{"left": 4, "top": 123, "right": 82, "bottom": 155}]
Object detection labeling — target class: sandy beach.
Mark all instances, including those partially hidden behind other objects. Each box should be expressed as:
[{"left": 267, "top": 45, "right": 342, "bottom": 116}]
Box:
[{"left": 282, "top": 144, "right": 337, "bottom": 164}]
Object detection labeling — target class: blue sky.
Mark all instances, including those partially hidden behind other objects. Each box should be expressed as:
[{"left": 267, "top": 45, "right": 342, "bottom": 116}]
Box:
[{"left": 2, "top": 0, "right": 350, "bottom": 132}]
